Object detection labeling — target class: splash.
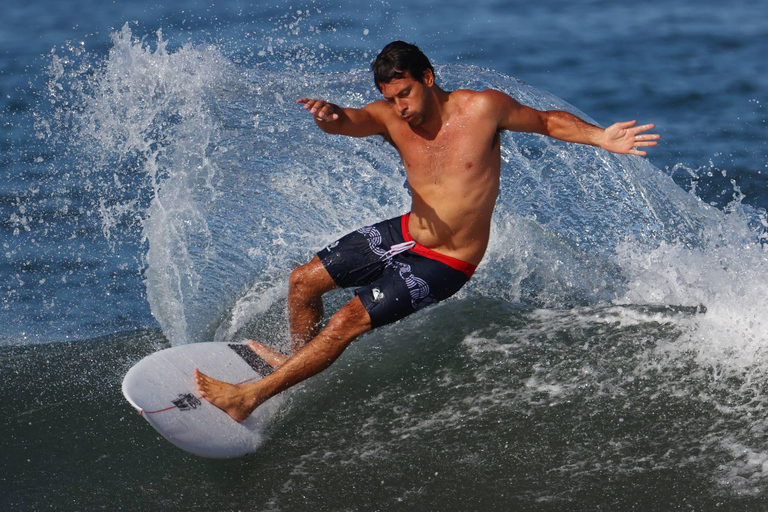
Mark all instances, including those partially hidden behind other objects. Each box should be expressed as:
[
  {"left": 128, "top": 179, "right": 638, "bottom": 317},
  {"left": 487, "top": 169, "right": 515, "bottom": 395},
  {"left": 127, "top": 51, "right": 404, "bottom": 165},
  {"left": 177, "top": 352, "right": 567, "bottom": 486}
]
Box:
[
  {"left": 44, "top": 24, "right": 410, "bottom": 344},
  {"left": 46, "top": 25, "right": 768, "bottom": 372},
  {"left": 46, "top": 24, "right": 236, "bottom": 342}
]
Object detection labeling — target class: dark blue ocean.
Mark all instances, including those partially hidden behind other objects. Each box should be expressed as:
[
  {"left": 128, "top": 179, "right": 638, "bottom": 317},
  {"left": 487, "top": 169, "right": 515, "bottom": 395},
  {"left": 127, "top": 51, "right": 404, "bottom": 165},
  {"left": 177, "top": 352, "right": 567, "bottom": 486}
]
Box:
[{"left": 2, "top": 0, "right": 767, "bottom": 510}]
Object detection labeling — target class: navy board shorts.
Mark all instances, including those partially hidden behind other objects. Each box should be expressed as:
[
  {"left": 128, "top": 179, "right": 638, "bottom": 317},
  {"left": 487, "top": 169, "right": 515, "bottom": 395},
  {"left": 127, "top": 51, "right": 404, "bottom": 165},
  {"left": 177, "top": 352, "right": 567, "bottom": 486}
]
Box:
[{"left": 317, "top": 213, "right": 477, "bottom": 328}]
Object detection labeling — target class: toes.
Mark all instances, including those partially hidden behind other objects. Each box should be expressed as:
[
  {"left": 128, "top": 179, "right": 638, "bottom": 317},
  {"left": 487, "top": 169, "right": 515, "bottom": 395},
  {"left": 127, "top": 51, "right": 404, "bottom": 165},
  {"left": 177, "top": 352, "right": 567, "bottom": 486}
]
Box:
[{"left": 194, "top": 369, "right": 209, "bottom": 392}]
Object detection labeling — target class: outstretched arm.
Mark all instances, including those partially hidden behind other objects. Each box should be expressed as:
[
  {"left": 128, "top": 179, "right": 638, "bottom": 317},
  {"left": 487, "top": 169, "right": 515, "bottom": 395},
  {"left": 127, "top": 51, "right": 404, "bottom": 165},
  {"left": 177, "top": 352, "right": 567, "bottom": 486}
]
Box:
[
  {"left": 488, "top": 89, "right": 660, "bottom": 156},
  {"left": 297, "top": 98, "right": 388, "bottom": 138}
]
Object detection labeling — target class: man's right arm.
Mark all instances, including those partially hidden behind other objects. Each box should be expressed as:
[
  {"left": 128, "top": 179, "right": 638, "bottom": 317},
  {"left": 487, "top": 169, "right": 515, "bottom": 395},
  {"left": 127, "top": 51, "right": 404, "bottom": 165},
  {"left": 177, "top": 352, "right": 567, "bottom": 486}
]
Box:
[{"left": 296, "top": 98, "right": 388, "bottom": 138}]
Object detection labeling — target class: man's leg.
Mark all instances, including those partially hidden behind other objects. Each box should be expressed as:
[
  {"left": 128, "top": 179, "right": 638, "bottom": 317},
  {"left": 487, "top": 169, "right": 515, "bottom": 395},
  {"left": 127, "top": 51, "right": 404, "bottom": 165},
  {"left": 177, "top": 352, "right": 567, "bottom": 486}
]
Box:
[
  {"left": 247, "top": 255, "right": 337, "bottom": 366},
  {"left": 196, "top": 294, "right": 371, "bottom": 422},
  {"left": 287, "top": 255, "right": 338, "bottom": 352}
]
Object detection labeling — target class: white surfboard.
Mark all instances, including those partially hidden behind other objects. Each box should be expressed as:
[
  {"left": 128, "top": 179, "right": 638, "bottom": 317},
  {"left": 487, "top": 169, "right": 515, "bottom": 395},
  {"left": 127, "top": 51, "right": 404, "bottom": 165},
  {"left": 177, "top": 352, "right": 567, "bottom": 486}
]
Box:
[{"left": 122, "top": 341, "right": 277, "bottom": 458}]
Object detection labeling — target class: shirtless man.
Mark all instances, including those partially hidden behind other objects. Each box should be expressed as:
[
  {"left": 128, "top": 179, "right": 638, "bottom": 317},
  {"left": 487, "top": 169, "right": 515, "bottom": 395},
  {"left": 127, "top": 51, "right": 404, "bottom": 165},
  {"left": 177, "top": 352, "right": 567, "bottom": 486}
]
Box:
[{"left": 195, "top": 41, "right": 659, "bottom": 421}]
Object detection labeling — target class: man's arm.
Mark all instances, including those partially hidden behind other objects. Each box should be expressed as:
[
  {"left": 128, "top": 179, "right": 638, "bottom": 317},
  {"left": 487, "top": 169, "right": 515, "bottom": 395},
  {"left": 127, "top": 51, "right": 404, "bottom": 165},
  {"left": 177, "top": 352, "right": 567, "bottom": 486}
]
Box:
[
  {"left": 484, "top": 89, "right": 659, "bottom": 156},
  {"left": 297, "top": 98, "right": 388, "bottom": 138}
]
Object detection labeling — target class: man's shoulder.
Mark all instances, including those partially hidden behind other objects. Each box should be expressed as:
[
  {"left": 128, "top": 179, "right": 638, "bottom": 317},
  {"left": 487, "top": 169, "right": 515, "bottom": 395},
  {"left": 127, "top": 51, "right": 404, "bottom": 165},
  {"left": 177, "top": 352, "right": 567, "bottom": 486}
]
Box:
[
  {"left": 449, "top": 88, "right": 513, "bottom": 115},
  {"left": 361, "top": 98, "right": 397, "bottom": 121},
  {"left": 363, "top": 98, "right": 390, "bottom": 110}
]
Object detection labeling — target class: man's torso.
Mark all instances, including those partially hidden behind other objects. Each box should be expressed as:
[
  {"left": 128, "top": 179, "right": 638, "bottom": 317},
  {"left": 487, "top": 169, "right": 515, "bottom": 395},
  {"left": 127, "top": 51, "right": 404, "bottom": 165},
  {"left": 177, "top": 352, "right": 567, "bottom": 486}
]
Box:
[{"left": 378, "top": 89, "right": 503, "bottom": 266}]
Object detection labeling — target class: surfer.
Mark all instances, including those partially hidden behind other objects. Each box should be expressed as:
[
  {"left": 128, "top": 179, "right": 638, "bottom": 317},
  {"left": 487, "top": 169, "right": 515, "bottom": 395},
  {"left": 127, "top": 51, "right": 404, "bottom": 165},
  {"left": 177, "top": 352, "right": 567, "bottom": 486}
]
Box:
[{"left": 195, "top": 41, "right": 659, "bottom": 421}]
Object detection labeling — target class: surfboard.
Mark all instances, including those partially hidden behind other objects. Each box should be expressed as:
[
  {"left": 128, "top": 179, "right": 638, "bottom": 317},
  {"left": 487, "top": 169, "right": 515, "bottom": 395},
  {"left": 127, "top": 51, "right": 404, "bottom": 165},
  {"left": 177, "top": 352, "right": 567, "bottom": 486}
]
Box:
[{"left": 122, "top": 341, "right": 277, "bottom": 458}]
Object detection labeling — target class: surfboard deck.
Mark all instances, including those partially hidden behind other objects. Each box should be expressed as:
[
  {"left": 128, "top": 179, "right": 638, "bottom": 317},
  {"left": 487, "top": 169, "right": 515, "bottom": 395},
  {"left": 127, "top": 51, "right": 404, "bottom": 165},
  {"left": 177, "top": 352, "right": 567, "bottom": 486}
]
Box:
[{"left": 122, "top": 341, "right": 276, "bottom": 458}]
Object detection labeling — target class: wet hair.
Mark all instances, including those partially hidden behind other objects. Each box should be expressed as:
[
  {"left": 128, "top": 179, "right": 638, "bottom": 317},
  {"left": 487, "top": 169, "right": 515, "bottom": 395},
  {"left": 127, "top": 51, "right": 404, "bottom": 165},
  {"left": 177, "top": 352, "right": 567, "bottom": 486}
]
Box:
[{"left": 371, "top": 41, "right": 434, "bottom": 92}]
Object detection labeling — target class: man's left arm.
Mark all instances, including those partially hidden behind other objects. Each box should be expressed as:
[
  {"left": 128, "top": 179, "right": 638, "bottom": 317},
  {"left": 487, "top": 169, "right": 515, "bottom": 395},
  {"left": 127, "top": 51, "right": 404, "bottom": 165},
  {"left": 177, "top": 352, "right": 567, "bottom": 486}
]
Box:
[{"left": 486, "top": 89, "right": 660, "bottom": 156}]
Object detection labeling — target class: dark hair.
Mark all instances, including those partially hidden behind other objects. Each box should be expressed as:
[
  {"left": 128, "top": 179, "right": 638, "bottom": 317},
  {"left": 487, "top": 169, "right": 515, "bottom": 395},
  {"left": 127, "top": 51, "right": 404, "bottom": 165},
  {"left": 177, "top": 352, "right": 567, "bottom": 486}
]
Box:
[{"left": 371, "top": 41, "right": 434, "bottom": 91}]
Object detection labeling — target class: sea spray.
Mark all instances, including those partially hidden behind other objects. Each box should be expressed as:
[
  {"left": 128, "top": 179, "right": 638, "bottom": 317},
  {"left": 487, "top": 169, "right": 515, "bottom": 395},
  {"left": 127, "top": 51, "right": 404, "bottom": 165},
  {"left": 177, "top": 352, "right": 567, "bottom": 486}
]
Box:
[
  {"left": 43, "top": 30, "right": 768, "bottom": 487},
  {"left": 45, "top": 24, "right": 235, "bottom": 343},
  {"left": 43, "top": 25, "right": 412, "bottom": 344},
  {"left": 46, "top": 25, "right": 756, "bottom": 346}
]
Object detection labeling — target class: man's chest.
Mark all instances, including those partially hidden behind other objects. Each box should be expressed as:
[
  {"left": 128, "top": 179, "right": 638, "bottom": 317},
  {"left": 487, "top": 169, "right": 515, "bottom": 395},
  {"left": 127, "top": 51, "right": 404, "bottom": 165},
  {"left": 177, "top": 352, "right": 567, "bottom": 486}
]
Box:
[{"left": 391, "top": 124, "right": 499, "bottom": 178}]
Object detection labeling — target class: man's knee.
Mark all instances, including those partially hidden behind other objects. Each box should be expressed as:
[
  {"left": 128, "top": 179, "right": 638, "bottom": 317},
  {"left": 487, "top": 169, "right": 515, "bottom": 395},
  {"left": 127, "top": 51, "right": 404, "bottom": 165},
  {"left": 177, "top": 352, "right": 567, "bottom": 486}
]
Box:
[
  {"left": 288, "top": 264, "right": 312, "bottom": 295},
  {"left": 326, "top": 296, "right": 372, "bottom": 338},
  {"left": 289, "top": 256, "right": 335, "bottom": 299}
]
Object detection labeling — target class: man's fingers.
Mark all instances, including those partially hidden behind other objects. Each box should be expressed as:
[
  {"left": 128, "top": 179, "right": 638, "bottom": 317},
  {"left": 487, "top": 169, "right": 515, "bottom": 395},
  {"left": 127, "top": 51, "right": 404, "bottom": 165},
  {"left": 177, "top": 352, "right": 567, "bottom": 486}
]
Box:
[
  {"left": 313, "top": 103, "right": 339, "bottom": 121},
  {"left": 632, "top": 133, "right": 660, "bottom": 147},
  {"left": 316, "top": 104, "right": 333, "bottom": 116},
  {"left": 307, "top": 100, "right": 326, "bottom": 113},
  {"left": 630, "top": 123, "right": 658, "bottom": 136},
  {"left": 297, "top": 98, "right": 338, "bottom": 120},
  {"left": 297, "top": 98, "right": 324, "bottom": 110},
  {"left": 613, "top": 119, "right": 638, "bottom": 131}
]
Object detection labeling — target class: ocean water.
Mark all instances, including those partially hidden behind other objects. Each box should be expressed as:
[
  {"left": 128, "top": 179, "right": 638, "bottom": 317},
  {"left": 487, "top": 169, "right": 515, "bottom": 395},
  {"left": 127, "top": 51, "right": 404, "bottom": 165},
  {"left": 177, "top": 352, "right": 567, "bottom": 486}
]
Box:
[{"left": 2, "top": 0, "right": 768, "bottom": 510}]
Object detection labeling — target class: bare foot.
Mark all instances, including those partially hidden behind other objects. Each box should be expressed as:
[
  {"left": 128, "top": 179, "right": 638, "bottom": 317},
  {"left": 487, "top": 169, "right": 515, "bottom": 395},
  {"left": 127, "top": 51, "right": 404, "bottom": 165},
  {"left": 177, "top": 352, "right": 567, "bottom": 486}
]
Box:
[
  {"left": 194, "top": 369, "right": 263, "bottom": 422},
  {"left": 247, "top": 339, "right": 289, "bottom": 367}
]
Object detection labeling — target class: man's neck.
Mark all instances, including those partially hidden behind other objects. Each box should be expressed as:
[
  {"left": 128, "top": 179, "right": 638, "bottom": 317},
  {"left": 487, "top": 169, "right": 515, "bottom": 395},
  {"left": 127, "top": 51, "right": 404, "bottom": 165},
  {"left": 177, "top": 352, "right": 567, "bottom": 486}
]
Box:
[{"left": 414, "top": 86, "right": 450, "bottom": 139}]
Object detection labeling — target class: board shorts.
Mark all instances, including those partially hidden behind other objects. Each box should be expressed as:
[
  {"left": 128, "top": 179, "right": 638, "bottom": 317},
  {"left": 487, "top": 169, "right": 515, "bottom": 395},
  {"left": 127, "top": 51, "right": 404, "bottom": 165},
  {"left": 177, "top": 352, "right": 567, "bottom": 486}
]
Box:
[{"left": 317, "top": 213, "right": 477, "bottom": 328}]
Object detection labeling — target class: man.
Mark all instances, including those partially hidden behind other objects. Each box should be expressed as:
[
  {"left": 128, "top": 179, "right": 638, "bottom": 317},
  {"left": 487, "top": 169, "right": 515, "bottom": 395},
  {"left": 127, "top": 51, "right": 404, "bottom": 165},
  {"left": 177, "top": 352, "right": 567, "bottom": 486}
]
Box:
[{"left": 195, "top": 41, "right": 659, "bottom": 421}]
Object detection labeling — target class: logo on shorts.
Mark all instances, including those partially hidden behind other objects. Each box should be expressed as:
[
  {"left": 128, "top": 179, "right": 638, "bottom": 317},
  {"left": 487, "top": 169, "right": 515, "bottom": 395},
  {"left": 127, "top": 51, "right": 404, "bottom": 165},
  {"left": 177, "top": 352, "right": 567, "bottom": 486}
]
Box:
[
  {"left": 325, "top": 240, "right": 340, "bottom": 252},
  {"left": 371, "top": 287, "right": 385, "bottom": 302},
  {"left": 172, "top": 393, "right": 202, "bottom": 411}
]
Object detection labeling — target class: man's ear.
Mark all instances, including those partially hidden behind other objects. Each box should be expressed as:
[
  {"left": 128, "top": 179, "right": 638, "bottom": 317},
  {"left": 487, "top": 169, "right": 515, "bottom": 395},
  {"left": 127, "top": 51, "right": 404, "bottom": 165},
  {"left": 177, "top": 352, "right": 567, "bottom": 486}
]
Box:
[{"left": 423, "top": 68, "right": 435, "bottom": 87}]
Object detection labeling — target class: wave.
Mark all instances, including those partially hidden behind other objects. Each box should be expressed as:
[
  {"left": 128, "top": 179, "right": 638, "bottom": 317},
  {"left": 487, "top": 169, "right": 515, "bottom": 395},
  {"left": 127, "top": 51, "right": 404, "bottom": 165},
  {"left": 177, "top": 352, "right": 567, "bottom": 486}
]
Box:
[
  {"left": 40, "top": 24, "right": 767, "bottom": 344},
  {"left": 11, "top": 14, "right": 767, "bottom": 504}
]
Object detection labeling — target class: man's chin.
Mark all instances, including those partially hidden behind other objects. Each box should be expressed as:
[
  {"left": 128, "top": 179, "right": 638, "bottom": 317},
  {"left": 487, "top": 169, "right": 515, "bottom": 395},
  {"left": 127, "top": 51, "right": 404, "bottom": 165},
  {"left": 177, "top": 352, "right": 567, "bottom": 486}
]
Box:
[{"left": 403, "top": 114, "right": 422, "bottom": 126}]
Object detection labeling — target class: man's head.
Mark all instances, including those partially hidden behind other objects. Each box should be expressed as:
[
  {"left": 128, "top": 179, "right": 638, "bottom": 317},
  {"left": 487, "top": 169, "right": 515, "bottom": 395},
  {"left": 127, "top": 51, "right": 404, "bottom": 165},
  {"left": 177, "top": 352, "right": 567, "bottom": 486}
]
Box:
[{"left": 371, "top": 41, "right": 434, "bottom": 92}]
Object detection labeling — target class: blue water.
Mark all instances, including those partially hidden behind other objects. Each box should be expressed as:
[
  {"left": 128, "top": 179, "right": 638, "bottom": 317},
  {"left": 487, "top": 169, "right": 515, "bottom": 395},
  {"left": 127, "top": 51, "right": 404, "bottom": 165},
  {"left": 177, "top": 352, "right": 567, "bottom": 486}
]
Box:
[{"left": 2, "top": 0, "right": 768, "bottom": 510}]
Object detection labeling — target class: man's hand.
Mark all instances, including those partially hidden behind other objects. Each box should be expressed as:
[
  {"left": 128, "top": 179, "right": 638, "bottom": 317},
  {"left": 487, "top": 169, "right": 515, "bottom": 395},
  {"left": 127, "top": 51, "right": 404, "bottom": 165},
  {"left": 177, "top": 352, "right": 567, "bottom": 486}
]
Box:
[
  {"left": 297, "top": 98, "right": 340, "bottom": 122},
  {"left": 600, "top": 120, "right": 660, "bottom": 156}
]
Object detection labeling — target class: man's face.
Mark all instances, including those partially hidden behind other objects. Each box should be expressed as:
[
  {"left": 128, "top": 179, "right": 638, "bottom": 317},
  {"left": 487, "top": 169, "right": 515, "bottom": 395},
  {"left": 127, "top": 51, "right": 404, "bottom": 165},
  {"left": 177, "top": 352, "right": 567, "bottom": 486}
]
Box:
[{"left": 379, "top": 70, "right": 433, "bottom": 127}]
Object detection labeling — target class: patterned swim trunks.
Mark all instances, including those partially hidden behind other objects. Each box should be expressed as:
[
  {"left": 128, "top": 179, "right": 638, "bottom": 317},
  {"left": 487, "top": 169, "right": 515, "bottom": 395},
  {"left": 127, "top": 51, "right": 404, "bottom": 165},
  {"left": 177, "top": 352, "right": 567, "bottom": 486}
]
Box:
[{"left": 317, "top": 213, "right": 476, "bottom": 328}]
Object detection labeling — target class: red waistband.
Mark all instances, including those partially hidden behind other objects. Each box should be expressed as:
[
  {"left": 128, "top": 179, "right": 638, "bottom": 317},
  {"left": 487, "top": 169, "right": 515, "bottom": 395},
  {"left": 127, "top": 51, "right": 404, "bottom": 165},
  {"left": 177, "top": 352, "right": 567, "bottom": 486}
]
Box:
[{"left": 400, "top": 213, "right": 477, "bottom": 278}]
